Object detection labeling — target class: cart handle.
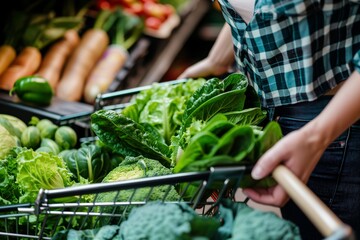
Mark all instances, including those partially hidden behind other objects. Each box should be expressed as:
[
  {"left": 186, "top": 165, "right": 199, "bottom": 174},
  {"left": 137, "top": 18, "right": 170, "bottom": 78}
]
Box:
[{"left": 272, "top": 165, "right": 354, "bottom": 239}]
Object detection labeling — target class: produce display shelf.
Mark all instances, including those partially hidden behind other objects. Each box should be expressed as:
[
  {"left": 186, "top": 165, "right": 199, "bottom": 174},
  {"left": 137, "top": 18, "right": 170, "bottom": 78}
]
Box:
[{"left": 0, "top": 0, "right": 211, "bottom": 130}]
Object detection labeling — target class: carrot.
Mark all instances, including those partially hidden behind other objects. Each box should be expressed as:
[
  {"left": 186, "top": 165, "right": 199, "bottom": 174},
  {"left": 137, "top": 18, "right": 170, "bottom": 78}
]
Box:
[
  {"left": 82, "top": 9, "right": 143, "bottom": 104},
  {"left": 0, "top": 45, "right": 16, "bottom": 76},
  {"left": 0, "top": 46, "right": 42, "bottom": 91},
  {"left": 56, "top": 28, "right": 109, "bottom": 102},
  {"left": 83, "top": 45, "right": 128, "bottom": 103},
  {"left": 36, "top": 29, "right": 80, "bottom": 91}
]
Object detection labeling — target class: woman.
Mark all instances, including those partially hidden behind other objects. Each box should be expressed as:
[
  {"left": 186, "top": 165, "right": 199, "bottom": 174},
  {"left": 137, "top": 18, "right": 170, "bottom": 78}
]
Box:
[{"left": 178, "top": 1, "right": 360, "bottom": 239}]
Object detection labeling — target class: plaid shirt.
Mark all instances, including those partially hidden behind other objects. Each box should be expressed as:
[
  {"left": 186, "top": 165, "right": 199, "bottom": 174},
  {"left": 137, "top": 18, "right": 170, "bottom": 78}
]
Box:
[{"left": 217, "top": 0, "right": 360, "bottom": 107}]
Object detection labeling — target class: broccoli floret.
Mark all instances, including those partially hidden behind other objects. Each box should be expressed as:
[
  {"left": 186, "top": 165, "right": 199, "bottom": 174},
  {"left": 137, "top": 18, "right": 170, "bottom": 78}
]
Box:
[
  {"left": 119, "top": 201, "right": 220, "bottom": 240},
  {"left": 216, "top": 200, "right": 301, "bottom": 240},
  {"left": 102, "top": 156, "right": 173, "bottom": 183},
  {"left": 96, "top": 156, "right": 181, "bottom": 225},
  {"left": 52, "top": 225, "right": 121, "bottom": 240},
  {"left": 102, "top": 157, "right": 147, "bottom": 182}
]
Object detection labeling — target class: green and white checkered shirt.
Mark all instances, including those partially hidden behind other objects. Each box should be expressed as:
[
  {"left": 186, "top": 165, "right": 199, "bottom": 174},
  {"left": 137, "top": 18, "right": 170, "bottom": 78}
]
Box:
[{"left": 217, "top": 0, "right": 360, "bottom": 107}]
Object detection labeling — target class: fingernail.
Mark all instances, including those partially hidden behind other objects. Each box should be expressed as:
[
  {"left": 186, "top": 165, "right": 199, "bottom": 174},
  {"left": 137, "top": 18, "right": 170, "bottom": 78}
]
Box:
[{"left": 252, "top": 166, "right": 263, "bottom": 180}]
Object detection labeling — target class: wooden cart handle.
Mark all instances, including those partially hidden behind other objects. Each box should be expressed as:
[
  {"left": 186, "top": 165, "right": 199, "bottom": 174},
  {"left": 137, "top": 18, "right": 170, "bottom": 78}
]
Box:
[{"left": 272, "top": 165, "right": 353, "bottom": 238}]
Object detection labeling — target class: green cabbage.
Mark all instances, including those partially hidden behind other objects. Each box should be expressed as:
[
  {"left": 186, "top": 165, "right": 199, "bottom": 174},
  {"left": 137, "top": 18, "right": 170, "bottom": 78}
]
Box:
[
  {"left": 16, "top": 149, "right": 74, "bottom": 203},
  {"left": 0, "top": 125, "right": 21, "bottom": 160}
]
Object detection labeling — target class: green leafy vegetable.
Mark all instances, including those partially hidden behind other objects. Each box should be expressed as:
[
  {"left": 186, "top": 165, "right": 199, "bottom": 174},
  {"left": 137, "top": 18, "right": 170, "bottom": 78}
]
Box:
[
  {"left": 52, "top": 225, "right": 121, "bottom": 240},
  {"left": 181, "top": 73, "right": 248, "bottom": 132},
  {"left": 0, "top": 148, "right": 21, "bottom": 205},
  {"left": 122, "top": 79, "right": 206, "bottom": 145},
  {"left": 95, "top": 156, "right": 181, "bottom": 225},
  {"left": 91, "top": 110, "right": 172, "bottom": 167},
  {"left": 60, "top": 143, "right": 112, "bottom": 183},
  {"left": 173, "top": 115, "right": 282, "bottom": 199},
  {"left": 16, "top": 149, "right": 74, "bottom": 203},
  {"left": 216, "top": 200, "right": 301, "bottom": 240}
]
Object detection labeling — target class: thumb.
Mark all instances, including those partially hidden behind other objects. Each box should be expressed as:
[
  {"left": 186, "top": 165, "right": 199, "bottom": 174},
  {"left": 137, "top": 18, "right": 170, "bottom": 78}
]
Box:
[{"left": 251, "top": 145, "right": 283, "bottom": 180}]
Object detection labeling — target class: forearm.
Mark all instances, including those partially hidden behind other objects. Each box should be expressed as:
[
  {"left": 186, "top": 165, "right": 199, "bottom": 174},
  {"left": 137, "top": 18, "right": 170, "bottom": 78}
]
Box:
[
  {"left": 304, "top": 71, "right": 360, "bottom": 148},
  {"left": 177, "top": 23, "right": 235, "bottom": 79},
  {"left": 207, "top": 23, "right": 235, "bottom": 69}
]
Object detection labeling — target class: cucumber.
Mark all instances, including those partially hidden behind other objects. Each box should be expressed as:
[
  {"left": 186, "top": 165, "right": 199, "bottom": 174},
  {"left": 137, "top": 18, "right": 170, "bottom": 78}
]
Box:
[
  {"left": 55, "top": 126, "right": 77, "bottom": 150},
  {"left": 21, "top": 126, "right": 41, "bottom": 149}
]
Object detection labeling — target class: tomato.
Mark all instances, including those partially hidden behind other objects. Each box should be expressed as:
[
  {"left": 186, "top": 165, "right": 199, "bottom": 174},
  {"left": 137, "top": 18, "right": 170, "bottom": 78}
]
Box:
[
  {"left": 143, "top": 2, "right": 167, "bottom": 21},
  {"left": 124, "top": 2, "right": 144, "bottom": 15},
  {"left": 145, "top": 16, "right": 162, "bottom": 30},
  {"left": 162, "top": 4, "right": 175, "bottom": 18}
]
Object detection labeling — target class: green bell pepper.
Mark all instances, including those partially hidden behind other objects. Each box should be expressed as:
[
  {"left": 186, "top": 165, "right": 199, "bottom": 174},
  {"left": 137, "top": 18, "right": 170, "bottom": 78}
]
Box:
[{"left": 10, "top": 76, "right": 53, "bottom": 106}]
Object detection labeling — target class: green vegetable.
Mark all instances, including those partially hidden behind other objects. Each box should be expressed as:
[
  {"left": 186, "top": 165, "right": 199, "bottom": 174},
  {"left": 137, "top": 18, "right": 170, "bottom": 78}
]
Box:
[
  {"left": 95, "top": 156, "right": 181, "bottom": 224},
  {"left": 35, "top": 146, "right": 53, "bottom": 153},
  {"left": 171, "top": 73, "right": 266, "bottom": 163},
  {"left": 103, "top": 8, "right": 144, "bottom": 50},
  {"left": 91, "top": 110, "right": 171, "bottom": 167},
  {"left": 9, "top": 76, "right": 53, "bottom": 106},
  {"left": 180, "top": 73, "right": 248, "bottom": 133},
  {"left": 52, "top": 225, "right": 121, "bottom": 240},
  {"left": 0, "top": 115, "right": 24, "bottom": 139},
  {"left": 16, "top": 148, "right": 74, "bottom": 203},
  {"left": 55, "top": 126, "right": 77, "bottom": 150},
  {"left": 119, "top": 201, "right": 220, "bottom": 240},
  {"left": 0, "top": 125, "right": 21, "bottom": 159},
  {"left": 0, "top": 148, "right": 21, "bottom": 205},
  {"left": 216, "top": 200, "right": 301, "bottom": 240},
  {"left": 121, "top": 77, "right": 205, "bottom": 146},
  {"left": 0, "top": 114, "right": 27, "bottom": 134},
  {"left": 40, "top": 138, "right": 60, "bottom": 154},
  {"left": 21, "top": 126, "right": 41, "bottom": 149},
  {"left": 0, "top": 117, "right": 22, "bottom": 159},
  {"left": 34, "top": 118, "right": 53, "bottom": 130},
  {"left": 40, "top": 123, "right": 58, "bottom": 139},
  {"left": 60, "top": 143, "right": 111, "bottom": 183},
  {"left": 173, "top": 116, "right": 282, "bottom": 200}
]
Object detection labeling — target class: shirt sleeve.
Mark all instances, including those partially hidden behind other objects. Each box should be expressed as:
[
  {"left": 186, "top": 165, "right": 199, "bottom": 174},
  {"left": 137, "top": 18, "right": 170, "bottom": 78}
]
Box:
[{"left": 353, "top": 50, "right": 360, "bottom": 73}]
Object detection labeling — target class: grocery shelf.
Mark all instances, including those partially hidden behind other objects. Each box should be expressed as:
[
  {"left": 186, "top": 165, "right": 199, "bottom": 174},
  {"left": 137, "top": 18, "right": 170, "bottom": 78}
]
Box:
[
  {"left": 0, "top": 0, "right": 212, "bottom": 136},
  {"left": 116, "top": 0, "right": 211, "bottom": 89}
]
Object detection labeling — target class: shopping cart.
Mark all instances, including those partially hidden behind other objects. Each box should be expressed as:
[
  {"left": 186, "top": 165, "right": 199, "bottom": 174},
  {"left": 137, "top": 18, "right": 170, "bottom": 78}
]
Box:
[{"left": 0, "top": 165, "right": 355, "bottom": 240}]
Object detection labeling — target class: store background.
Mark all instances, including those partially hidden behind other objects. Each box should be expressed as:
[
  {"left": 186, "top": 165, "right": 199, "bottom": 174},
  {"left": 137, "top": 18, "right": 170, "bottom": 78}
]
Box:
[{"left": 0, "top": 0, "right": 280, "bottom": 215}]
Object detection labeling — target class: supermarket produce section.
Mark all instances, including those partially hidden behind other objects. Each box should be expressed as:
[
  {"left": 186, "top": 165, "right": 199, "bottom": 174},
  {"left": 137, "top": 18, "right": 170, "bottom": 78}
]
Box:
[
  {"left": 0, "top": 0, "right": 210, "bottom": 128},
  {"left": 0, "top": 1, "right": 356, "bottom": 239}
]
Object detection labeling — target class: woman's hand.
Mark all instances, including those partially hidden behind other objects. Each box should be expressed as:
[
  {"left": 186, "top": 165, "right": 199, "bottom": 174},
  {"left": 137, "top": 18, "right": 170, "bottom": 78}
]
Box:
[
  {"left": 243, "top": 71, "right": 360, "bottom": 207},
  {"left": 243, "top": 123, "right": 327, "bottom": 207}
]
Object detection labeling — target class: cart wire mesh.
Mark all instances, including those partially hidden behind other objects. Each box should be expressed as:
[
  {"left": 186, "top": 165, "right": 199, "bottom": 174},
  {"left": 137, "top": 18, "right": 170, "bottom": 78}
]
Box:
[{"left": 0, "top": 166, "right": 251, "bottom": 239}]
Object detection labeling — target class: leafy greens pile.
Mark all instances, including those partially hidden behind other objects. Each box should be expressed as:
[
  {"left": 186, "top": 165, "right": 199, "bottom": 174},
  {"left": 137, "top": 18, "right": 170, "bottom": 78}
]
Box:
[{"left": 91, "top": 73, "right": 273, "bottom": 172}]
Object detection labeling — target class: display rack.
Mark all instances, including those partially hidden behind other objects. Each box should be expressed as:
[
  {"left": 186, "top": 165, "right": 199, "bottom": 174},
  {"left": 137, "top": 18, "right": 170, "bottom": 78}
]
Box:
[{"left": 0, "top": 0, "right": 211, "bottom": 132}]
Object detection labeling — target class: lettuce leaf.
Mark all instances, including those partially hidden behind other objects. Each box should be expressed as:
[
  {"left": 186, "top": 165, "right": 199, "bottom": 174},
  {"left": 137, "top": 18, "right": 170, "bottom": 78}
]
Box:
[
  {"left": 91, "top": 110, "right": 172, "bottom": 167},
  {"left": 16, "top": 149, "right": 74, "bottom": 203}
]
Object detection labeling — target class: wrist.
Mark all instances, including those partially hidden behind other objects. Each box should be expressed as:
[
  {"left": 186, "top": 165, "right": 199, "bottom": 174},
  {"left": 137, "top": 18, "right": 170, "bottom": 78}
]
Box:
[{"left": 302, "top": 119, "right": 333, "bottom": 151}]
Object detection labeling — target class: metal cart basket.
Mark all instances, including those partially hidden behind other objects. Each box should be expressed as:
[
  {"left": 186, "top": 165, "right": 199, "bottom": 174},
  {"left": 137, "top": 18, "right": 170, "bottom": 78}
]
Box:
[{"left": 0, "top": 165, "right": 355, "bottom": 240}]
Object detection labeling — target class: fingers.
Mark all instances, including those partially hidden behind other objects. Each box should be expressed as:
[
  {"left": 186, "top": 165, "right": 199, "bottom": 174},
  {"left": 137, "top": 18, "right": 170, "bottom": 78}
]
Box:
[
  {"left": 242, "top": 186, "right": 289, "bottom": 207},
  {"left": 251, "top": 139, "right": 288, "bottom": 180}
]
